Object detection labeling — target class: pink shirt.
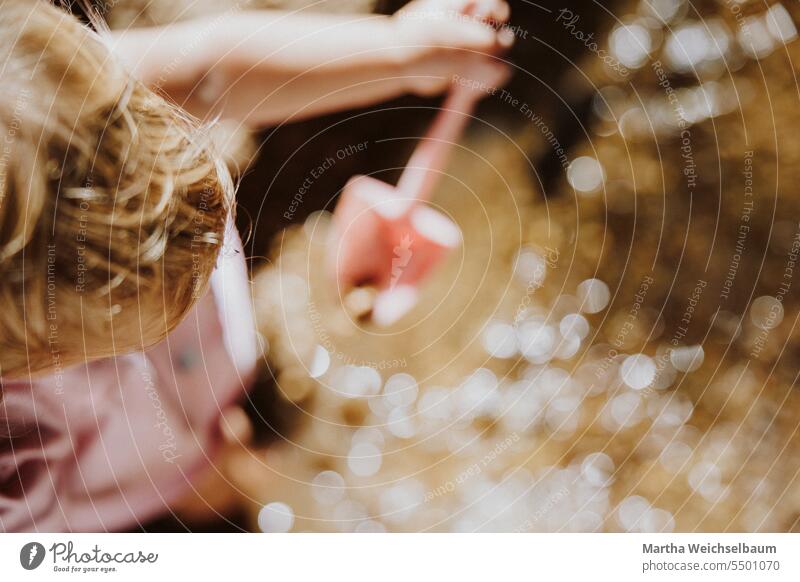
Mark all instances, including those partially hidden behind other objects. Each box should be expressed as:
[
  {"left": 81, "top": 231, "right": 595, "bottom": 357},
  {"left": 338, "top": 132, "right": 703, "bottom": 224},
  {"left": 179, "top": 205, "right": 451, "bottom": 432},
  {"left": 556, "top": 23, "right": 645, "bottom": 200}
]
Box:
[{"left": 0, "top": 224, "right": 258, "bottom": 532}]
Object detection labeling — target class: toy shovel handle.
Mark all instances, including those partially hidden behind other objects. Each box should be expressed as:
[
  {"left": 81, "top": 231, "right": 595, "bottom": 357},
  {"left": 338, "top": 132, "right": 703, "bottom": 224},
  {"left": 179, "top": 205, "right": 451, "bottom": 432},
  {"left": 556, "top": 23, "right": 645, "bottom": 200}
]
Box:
[{"left": 395, "top": 85, "right": 482, "bottom": 201}]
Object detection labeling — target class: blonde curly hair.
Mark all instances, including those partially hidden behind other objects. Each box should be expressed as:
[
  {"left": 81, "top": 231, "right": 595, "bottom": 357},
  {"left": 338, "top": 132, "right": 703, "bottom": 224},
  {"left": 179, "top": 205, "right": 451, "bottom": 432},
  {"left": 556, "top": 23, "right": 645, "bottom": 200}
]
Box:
[{"left": 0, "top": 0, "right": 232, "bottom": 378}]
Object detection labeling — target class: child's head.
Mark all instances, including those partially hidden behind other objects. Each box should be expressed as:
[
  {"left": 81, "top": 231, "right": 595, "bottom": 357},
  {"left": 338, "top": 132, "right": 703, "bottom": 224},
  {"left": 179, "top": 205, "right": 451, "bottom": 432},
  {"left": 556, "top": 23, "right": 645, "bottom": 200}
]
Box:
[{"left": 0, "top": 1, "right": 232, "bottom": 378}]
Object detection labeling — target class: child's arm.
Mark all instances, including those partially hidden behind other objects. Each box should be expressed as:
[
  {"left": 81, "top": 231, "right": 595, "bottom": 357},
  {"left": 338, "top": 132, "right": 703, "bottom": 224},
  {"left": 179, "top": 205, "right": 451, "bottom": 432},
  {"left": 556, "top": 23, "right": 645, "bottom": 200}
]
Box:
[{"left": 109, "top": 1, "right": 512, "bottom": 126}]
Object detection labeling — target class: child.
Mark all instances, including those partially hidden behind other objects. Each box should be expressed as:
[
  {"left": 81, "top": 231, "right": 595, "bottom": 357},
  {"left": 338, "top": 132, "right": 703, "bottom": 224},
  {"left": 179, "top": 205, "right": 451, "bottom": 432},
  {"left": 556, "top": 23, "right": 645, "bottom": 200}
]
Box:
[{"left": 0, "top": 0, "right": 510, "bottom": 531}]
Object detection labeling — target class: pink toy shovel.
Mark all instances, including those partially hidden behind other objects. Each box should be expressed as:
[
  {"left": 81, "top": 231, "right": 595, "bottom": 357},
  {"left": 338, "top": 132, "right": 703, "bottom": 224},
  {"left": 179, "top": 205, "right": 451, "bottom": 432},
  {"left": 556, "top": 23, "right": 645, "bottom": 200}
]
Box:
[{"left": 329, "top": 66, "right": 502, "bottom": 326}]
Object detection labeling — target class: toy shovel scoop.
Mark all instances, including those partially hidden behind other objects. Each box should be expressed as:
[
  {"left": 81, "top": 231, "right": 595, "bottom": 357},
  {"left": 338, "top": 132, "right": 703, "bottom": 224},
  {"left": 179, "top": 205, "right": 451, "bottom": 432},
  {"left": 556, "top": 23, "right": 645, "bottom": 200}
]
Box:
[{"left": 328, "top": 72, "right": 496, "bottom": 326}]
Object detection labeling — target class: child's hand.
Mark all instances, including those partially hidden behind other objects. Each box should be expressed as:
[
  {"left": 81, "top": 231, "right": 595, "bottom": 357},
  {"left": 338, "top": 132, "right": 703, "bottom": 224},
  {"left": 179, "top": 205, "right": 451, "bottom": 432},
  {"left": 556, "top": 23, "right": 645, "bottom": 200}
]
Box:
[
  {"left": 394, "top": 0, "right": 514, "bottom": 97},
  {"left": 111, "top": 2, "right": 513, "bottom": 126},
  {"left": 397, "top": 0, "right": 512, "bottom": 35}
]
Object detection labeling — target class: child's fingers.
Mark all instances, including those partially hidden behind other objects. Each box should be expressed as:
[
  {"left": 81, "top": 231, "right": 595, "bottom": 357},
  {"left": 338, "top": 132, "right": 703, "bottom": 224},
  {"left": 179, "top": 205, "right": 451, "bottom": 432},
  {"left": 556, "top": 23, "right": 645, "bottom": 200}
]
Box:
[
  {"left": 457, "top": 19, "right": 514, "bottom": 55},
  {"left": 423, "top": 18, "right": 499, "bottom": 53},
  {"left": 456, "top": 1, "right": 513, "bottom": 53},
  {"left": 466, "top": 0, "right": 511, "bottom": 26},
  {"left": 497, "top": 25, "right": 515, "bottom": 50},
  {"left": 399, "top": 0, "right": 510, "bottom": 28}
]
